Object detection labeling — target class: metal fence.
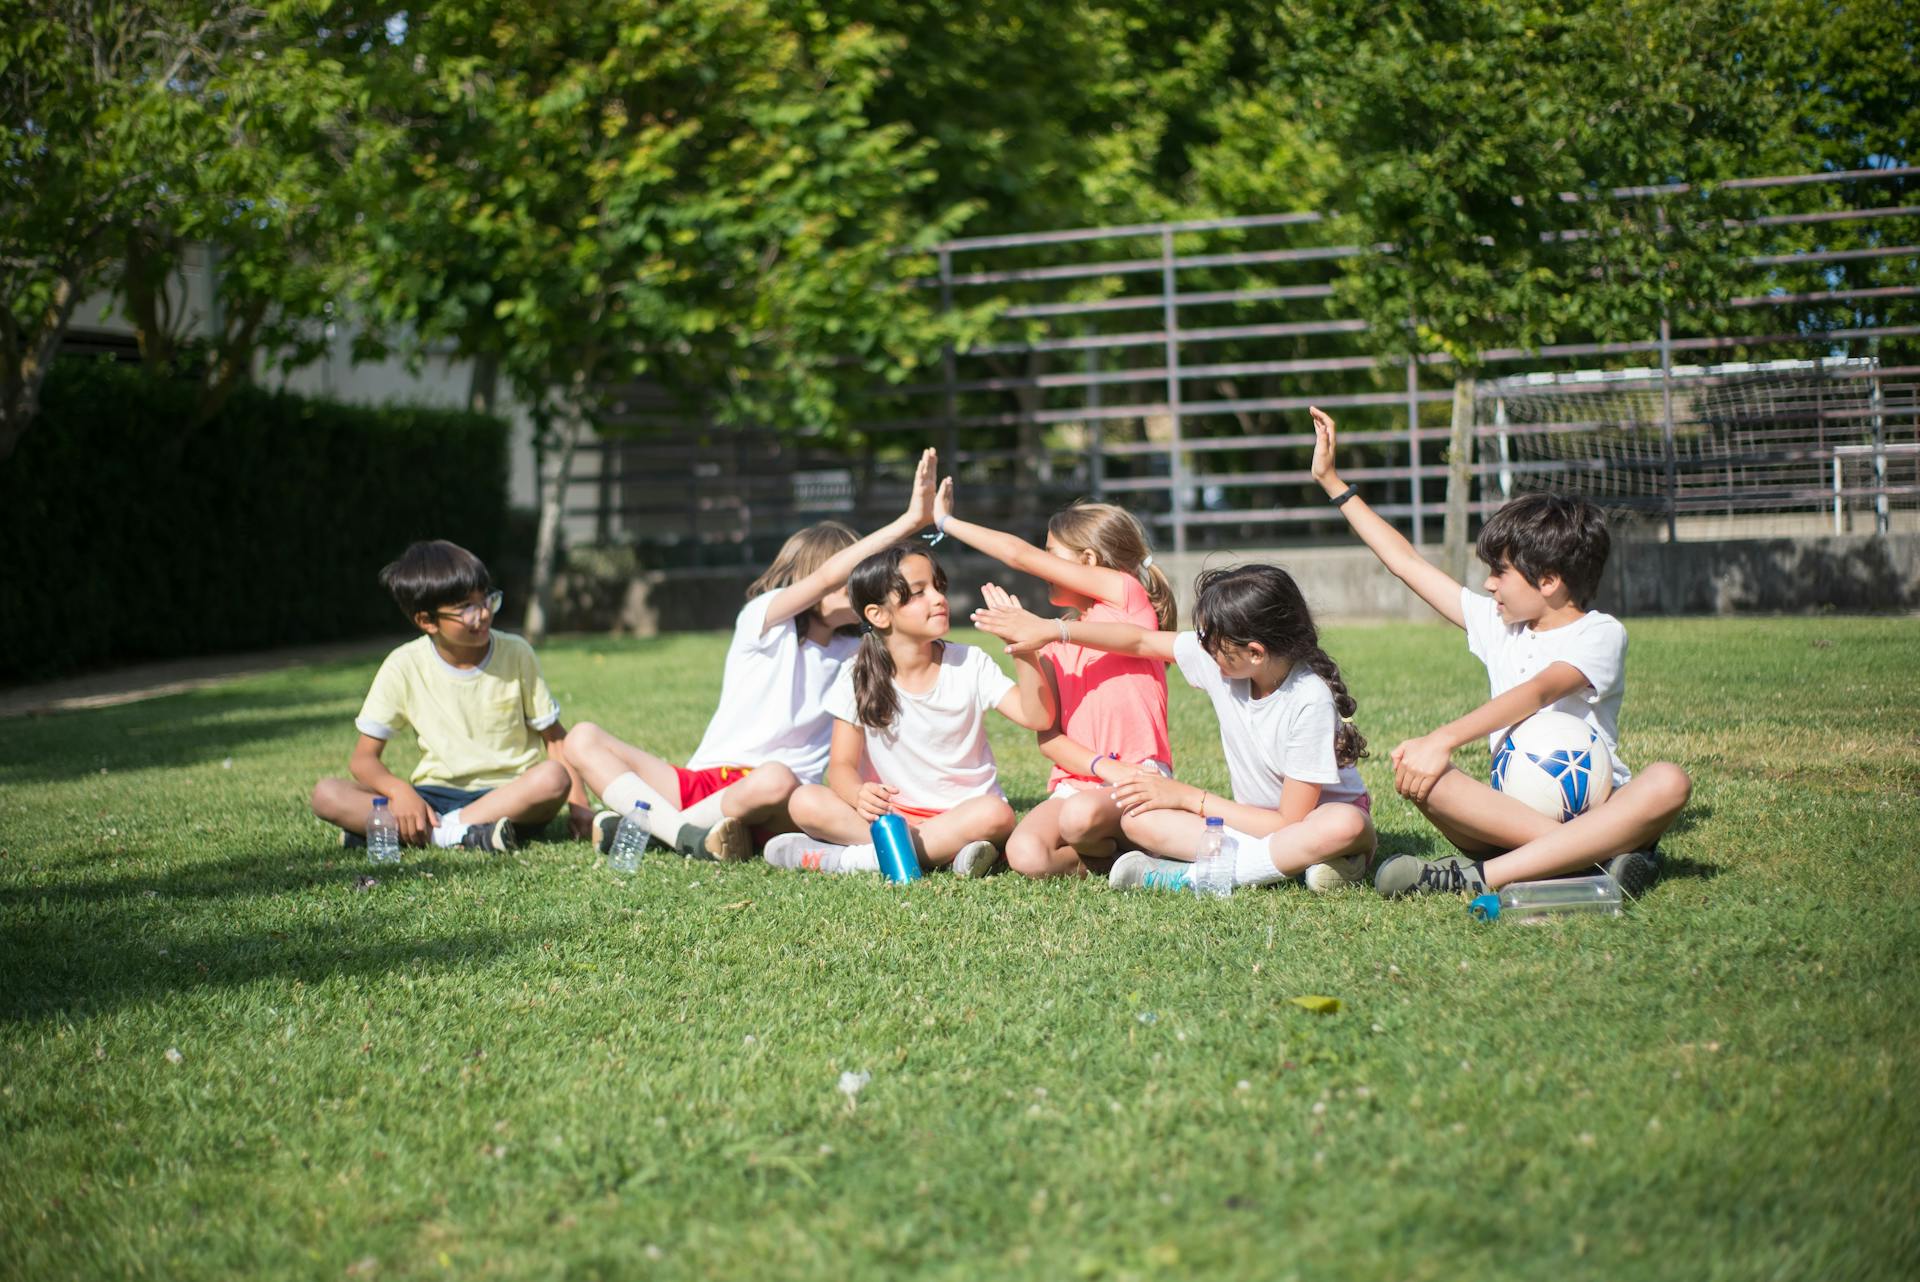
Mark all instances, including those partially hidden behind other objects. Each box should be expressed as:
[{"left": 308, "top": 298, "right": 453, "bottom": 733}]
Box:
[{"left": 568, "top": 165, "right": 1918, "bottom": 560}]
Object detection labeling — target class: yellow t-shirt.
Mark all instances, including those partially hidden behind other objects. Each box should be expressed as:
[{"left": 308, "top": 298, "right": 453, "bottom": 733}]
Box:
[{"left": 354, "top": 632, "right": 561, "bottom": 790}]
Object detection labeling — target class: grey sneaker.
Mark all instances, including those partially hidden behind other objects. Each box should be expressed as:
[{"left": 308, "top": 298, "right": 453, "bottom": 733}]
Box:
[
  {"left": 763, "top": 832, "right": 848, "bottom": 873},
  {"left": 1604, "top": 847, "right": 1661, "bottom": 899},
  {"left": 459, "top": 818, "right": 517, "bottom": 854},
  {"left": 1373, "top": 853, "right": 1487, "bottom": 898},
  {"left": 1304, "top": 849, "right": 1371, "bottom": 893},
  {"left": 591, "top": 809, "right": 623, "bottom": 856},
  {"left": 950, "top": 840, "right": 1002, "bottom": 879},
  {"left": 1109, "top": 851, "right": 1192, "bottom": 892}
]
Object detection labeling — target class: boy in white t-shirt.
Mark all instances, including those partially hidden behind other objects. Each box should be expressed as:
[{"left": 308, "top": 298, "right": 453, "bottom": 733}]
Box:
[{"left": 1309, "top": 406, "right": 1691, "bottom": 898}]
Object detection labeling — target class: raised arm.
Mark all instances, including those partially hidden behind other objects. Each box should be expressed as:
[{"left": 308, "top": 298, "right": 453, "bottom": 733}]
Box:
[
  {"left": 764, "top": 447, "right": 938, "bottom": 629},
  {"left": 995, "top": 645, "right": 1058, "bottom": 732},
  {"left": 971, "top": 583, "right": 1178, "bottom": 661},
  {"left": 933, "top": 477, "right": 1136, "bottom": 610},
  {"left": 1309, "top": 406, "right": 1465, "bottom": 628}
]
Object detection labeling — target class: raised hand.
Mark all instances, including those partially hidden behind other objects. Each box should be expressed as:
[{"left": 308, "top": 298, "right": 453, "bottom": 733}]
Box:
[
  {"left": 904, "top": 448, "right": 938, "bottom": 528},
  {"left": 1309, "top": 405, "right": 1341, "bottom": 491},
  {"left": 933, "top": 476, "right": 955, "bottom": 529},
  {"left": 971, "top": 582, "right": 1055, "bottom": 656}
]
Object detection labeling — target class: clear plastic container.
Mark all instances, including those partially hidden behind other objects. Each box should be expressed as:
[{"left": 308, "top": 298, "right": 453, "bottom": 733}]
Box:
[
  {"left": 367, "top": 797, "right": 401, "bottom": 865},
  {"left": 607, "top": 802, "right": 652, "bottom": 874},
  {"left": 1191, "top": 816, "right": 1233, "bottom": 899},
  {"left": 1470, "top": 874, "right": 1622, "bottom": 923}
]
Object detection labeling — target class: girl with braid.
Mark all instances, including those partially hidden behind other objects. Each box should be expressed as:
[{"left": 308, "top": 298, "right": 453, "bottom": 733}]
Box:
[{"left": 972, "top": 564, "right": 1374, "bottom": 893}]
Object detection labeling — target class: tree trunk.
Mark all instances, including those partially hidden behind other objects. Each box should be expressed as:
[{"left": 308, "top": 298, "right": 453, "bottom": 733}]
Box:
[
  {"left": 468, "top": 353, "right": 500, "bottom": 417},
  {"left": 525, "top": 379, "right": 587, "bottom": 644},
  {"left": 0, "top": 274, "right": 82, "bottom": 465}
]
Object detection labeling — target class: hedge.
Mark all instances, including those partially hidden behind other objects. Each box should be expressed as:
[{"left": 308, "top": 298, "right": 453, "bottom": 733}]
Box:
[{"left": 0, "top": 359, "right": 511, "bottom": 683}]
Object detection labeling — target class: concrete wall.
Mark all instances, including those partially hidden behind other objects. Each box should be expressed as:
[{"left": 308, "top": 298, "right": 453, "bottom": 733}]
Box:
[{"left": 547, "top": 534, "right": 1920, "bottom": 634}]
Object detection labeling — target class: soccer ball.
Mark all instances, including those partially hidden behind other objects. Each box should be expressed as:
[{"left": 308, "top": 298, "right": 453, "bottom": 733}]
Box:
[{"left": 1490, "top": 710, "right": 1614, "bottom": 822}]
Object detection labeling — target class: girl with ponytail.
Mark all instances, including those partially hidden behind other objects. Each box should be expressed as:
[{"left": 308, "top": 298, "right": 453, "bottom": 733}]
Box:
[
  {"left": 926, "top": 484, "right": 1178, "bottom": 879},
  {"left": 973, "top": 563, "right": 1375, "bottom": 893},
  {"left": 765, "top": 544, "right": 1056, "bottom": 877}
]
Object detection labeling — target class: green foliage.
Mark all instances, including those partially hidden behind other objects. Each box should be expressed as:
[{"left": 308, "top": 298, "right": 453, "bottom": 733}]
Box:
[
  {"left": 0, "top": 359, "right": 507, "bottom": 681},
  {"left": 2, "top": 618, "right": 1917, "bottom": 1278}
]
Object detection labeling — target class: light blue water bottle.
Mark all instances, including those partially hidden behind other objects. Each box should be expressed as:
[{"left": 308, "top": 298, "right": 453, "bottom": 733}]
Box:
[
  {"left": 870, "top": 813, "right": 922, "bottom": 883},
  {"left": 608, "top": 802, "right": 651, "bottom": 874},
  {"left": 367, "top": 797, "right": 401, "bottom": 865},
  {"left": 1191, "top": 816, "right": 1233, "bottom": 898}
]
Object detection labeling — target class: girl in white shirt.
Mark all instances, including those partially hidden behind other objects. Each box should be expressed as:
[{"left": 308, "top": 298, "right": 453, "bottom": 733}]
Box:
[
  {"left": 973, "top": 563, "right": 1375, "bottom": 893},
  {"left": 765, "top": 544, "right": 1056, "bottom": 876},
  {"left": 566, "top": 450, "right": 936, "bottom": 861}
]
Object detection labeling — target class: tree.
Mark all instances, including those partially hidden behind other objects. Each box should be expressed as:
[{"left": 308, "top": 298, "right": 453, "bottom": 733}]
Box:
[{"left": 334, "top": 2, "right": 990, "bottom": 640}]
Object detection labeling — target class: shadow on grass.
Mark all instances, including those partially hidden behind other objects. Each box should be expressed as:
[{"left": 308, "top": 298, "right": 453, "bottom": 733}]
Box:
[
  {"left": 1664, "top": 804, "right": 1713, "bottom": 839},
  {"left": 0, "top": 843, "right": 501, "bottom": 909},
  {"left": 0, "top": 686, "right": 350, "bottom": 784},
  {"left": 0, "top": 872, "right": 547, "bottom": 1023}
]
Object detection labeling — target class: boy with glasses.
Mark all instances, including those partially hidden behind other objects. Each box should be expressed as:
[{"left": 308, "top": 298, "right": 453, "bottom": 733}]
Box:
[{"left": 310, "top": 540, "right": 591, "bottom": 852}]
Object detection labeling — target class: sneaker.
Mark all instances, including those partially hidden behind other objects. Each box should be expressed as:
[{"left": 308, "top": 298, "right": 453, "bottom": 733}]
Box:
[
  {"left": 591, "top": 809, "right": 623, "bottom": 856},
  {"left": 950, "top": 840, "right": 1002, "bottom": 879},
  {"left": 459, "top": 818, "right": 517, "bottom": 854},
  {"left": 1303, "top": 849, "right": 1371, "bottom": 893},
  {"left": 682, "top": 816, "right": 752, "bottom": 863},
  {"left": 1604, "top": 847, "right": 1661, "bottom": 899},
  {"left": 1373, "top": 853, "right": 1487, "bottom": 898},
  {"left": 1109, "top": 851, "right": 1192, "bottom": 892},
  {"left": 764, "top": 832, "right": 849, "bottom": 873},
  {"left": 340, "top": 828, "right": 366, "bottom": 850}
]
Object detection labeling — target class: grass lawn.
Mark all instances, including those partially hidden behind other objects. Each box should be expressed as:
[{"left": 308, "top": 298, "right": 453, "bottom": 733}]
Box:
[{"left": 3, "top": 615, "right": 1917, "bottom": 1280}]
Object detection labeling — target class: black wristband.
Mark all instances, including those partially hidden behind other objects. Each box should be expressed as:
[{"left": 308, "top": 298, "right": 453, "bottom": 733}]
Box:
[{"left": 1330, "top": 484, "right": 1359, "bottom": 506}]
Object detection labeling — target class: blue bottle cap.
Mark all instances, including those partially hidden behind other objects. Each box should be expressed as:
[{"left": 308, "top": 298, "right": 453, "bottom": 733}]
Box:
[
  {"left": 633, "top": 801, "right": 650, "bottom": 811},
  {"left": 1469, "top": 892, "right": 1501, "bottom": 922},
  {"left": 373, "top": 797, "right": 389, "bottom": 808}
]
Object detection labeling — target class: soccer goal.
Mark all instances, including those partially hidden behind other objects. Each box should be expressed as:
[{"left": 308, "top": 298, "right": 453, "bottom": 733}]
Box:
[{"left": 1473, "top": 357, "right": 1919, "bottom": 538}]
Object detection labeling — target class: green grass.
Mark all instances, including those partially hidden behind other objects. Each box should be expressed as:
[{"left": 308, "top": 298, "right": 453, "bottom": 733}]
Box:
[{"left": 3, "top": 617, "right": 1917, "bottom": 1280}]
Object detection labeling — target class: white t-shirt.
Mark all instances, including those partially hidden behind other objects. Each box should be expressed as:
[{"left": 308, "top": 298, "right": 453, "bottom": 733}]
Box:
[
  {"left": 685, "top": 591, "right": 861, "bottom": 783},
  {"left": 1172, "top": 631, "right": 1369, "bottom": 810},
  {"left": 822, "top": 641, "right": 1016, "bottom": 810},
  {"left": 1460, "top": 586, "right": 1632, "bottom": 786}
]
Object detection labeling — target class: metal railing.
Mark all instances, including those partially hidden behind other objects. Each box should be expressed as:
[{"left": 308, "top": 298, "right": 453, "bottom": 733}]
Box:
[{"left": 568, "top": 165, "right": 1918, "bottom": 557}]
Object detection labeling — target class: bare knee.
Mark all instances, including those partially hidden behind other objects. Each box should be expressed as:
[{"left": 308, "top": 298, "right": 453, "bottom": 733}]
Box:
[
  {"left": 1640, "top": 762, "right": 1693, "bottom": 817},
  {"left": 788, "top": 783, "right": 837, "bottom": 828},
  {"left": 568, "top": 721, "right": 607, "bottom": 753},
  {"left": 531, "top": 760, "right": 571, "bottom": 801},
  {"left": 981, "top": 798, "right": 1018, "bottom": 843},
  {"left": 746, "top": 763, "right": 800, "bottom": 803},
  {"left": 311, "top": 777, "right": 356, "bottom": 820},
  {"left": 1005, "top": 831, "right": 1053, "bottom": 878},
  {"left": 1057, "top": 793, "right": 1114, "bottom": 846}
]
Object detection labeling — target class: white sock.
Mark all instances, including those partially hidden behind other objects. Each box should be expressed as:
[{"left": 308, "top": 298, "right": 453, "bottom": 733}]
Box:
[
  {"left": 432, "top": 808, "right": 469, "bottom": 848},
  {"left": 833, "top": 843, "right": 881, "bottom": 875},
  {"left": 603, "top": 772, "right": 682, "bottom": 838},
  {"left": 1229, "top": 828, "right": 1287, "bottom": 887}
]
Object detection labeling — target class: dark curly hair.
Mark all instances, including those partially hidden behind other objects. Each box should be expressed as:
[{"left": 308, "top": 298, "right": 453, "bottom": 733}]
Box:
[{"left": 1476, "top": 492, "right": 1610, "bottom": 609}]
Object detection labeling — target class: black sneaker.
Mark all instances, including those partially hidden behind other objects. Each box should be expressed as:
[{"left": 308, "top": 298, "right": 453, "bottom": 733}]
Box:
[
  {"left": 459, "top": 818, "right": 517, "bottom": 854},
  {"left": 1604, "top": 847, "right": 1661, "bottom": 899},
  {"left": 340, "top": 829, "right": 367, "bottom": 850},
  {"left": 1373, "top": 853, "right": 1489, "bottom": 898}
]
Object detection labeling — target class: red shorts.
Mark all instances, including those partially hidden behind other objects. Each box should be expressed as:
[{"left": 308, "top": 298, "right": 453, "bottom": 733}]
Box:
[
  {"left": 674, "top": 764, "right": 753, "bottom": 808},
  {"left": 888, "top": 802, "right": 945, "bottom": 829}
]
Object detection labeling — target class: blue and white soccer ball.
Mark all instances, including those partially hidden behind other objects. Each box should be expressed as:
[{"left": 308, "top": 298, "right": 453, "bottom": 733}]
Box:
[{"left": 1490, "top": 710, "right": 1614, "bottom": 822}]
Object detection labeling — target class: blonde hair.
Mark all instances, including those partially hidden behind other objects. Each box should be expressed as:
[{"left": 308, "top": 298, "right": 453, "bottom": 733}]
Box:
[
  {"left": 747, "top": 520, "right": 859, "bottom": 630},
  {"left": 1046, "top": 502, "right": 1177, "bottom": 629}
]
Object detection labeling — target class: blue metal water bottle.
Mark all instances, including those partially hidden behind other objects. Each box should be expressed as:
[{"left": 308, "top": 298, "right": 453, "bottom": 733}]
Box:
[{"left": 870, "top": 813, "right": 922, "bottom": 883}]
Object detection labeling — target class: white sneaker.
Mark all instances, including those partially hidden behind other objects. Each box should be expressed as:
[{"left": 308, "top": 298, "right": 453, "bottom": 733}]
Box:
[
  {"left": 950, "top": 840, "right": 1002, "bottom": 879},
  {"left": 1108, "top": 851, "right": 1192, "bottom": 891},
  {"left": 1304, "top": 850, "right": 1371, "bottom": 893},
  {"left": 763, "top": 832, "right": 852, "bottom": 874}
]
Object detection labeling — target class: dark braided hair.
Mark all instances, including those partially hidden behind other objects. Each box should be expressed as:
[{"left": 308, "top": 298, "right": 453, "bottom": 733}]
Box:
[
  {"left": 1192, "top": 564, "right": 1368, "bottom": 769},
  {"left": 849, "top": 544, "right": 948, "bottom": 731}
]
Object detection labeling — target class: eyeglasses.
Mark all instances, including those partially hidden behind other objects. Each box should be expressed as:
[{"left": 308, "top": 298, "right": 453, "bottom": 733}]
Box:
[{"left": 435, "top": 590, "right": 503, "bottom": 625}]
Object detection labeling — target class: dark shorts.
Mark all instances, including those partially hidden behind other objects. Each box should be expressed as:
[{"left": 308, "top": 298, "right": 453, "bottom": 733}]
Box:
[{"left": 415, "top": 783, "right": 493, "bottom": 816}]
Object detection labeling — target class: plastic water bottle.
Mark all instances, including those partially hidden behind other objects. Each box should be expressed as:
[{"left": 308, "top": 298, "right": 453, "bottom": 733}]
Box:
[
  {"left": 1191, "top": 816, "right": 1234, "bottom": 899},
  {"left": 607, "top": 802, "right": 651, "bottom": 874},
  {"left": 367, "top": 797, "right": 401, "bottom": 865},
  {"left": 1470, "top": 874, "right": 1622, "bottom": 923}
]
